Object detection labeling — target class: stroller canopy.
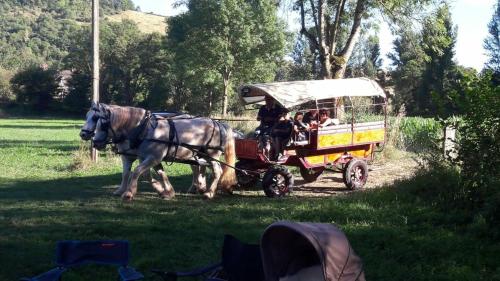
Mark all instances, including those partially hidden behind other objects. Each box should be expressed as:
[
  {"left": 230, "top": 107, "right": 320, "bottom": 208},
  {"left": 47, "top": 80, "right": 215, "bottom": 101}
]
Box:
[{"left": 260, "top": 221, "right": 365, "bottom": 281}]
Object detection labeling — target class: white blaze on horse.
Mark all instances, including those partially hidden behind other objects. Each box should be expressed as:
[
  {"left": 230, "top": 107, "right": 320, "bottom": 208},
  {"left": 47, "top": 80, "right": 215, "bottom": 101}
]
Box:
[{"left": 82, "top": 102, "right": 237, "bottom": 200}]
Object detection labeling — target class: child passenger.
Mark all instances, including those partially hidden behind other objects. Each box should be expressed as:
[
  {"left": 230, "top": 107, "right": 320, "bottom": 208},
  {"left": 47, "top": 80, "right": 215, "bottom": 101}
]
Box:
[
  {"left": 293, "top": 112, "right": 309, "bottom": 142},
  {"left": 318, "top": 109, "right": 339, "bottom": 128}
]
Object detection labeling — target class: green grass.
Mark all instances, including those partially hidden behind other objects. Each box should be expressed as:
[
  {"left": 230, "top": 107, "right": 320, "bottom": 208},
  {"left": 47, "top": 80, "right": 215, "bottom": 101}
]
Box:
[{"left": 0, "top": 117, "right": 499, "bottom": 281}]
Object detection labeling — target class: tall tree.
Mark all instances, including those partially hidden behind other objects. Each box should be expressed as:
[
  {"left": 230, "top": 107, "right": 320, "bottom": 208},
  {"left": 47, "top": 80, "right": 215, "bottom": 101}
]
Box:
[
  {"left": 346, "top": 34, "right": 382, "bottom": 78},
  {"left": 168, "top": 0, "right": 286, "bottom": 116},
  {"left": 296, "top": 0, "right": 434, "bottom": 79},
  {"left": 389, "top": 25, "right": 426, "bottom": 113},
  {"left": 419, "top": 3, "right": 457, "bottom": 116},
  {"left": 390, "top": 4, "right": 457, "bottom": 117},
  {"left": 64, "top": 21, "right": 171, "bottom": 110},
  {"left": 484, "top": 0, "right": 500, "bottom": 73}
]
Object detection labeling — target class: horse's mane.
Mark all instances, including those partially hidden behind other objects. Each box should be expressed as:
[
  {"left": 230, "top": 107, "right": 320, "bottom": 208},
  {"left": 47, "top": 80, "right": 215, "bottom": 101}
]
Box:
[{"left": 109, "top": 105, "right": 146, "bottom": 133}]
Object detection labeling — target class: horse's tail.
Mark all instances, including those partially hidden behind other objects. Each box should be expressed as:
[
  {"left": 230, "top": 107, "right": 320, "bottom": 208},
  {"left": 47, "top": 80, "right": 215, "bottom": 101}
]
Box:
[{"left": 219, "top": 126, "right": 237, "bottom": 192}]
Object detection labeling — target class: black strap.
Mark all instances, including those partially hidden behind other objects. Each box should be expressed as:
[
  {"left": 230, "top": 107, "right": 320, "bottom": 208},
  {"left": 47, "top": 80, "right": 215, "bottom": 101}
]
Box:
[
  {"left": 164, "top": 119, "right": 179, "bottom": 166},
  {"left": 128, "top": 111, "right": 151, "bottom": 149}
]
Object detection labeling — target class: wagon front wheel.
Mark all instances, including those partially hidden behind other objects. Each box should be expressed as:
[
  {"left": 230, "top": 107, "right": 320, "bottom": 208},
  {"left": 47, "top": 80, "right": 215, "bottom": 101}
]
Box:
[
  {"left": 342, "top": 159, "right": 368, "bottom": 190},
  {"left": 299, "top": 167, "right": 325, "bottom": 183},
  {"left": 262, "top": 166, "right": 294, "bottom": 198}
]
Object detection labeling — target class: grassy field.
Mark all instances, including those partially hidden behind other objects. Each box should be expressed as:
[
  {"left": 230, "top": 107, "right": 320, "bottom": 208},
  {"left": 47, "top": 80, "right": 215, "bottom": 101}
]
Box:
[
  {"left": 0, "top": 117, "right": 499, "bottom": 281},
  {"left": 106, "top": 10, "right": 167, "bottom": 34}
]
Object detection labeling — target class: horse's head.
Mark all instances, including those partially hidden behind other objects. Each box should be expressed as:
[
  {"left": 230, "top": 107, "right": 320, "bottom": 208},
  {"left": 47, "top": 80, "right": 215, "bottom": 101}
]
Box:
[
  {"left": 80, "top": 102, "right": 103, "bottom": 140},
  {"left": 92, "top": 116, "right": 112, "bottom": 150},
  {"left": 80, "top": 102, "right": 113, "bottom": 141}
]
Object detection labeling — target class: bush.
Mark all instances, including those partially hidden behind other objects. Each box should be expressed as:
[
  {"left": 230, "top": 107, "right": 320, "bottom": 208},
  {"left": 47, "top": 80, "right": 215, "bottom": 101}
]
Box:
[
  {"left": 10, "top": 65, "right": 58, "bottom": 111},
  {"left": 386, "top": 115, "right": 442, "bottom": 153},
  {"left": 455, "top": 72, "right": 500, "bottom": 205},
  {"left": 0, "top": 68, "right": 14, "bottom": 102}
]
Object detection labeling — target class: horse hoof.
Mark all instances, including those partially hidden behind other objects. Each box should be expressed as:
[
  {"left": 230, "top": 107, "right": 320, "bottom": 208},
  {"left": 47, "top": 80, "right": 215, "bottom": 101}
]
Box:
[
  {"left": 160, "top": 190, "right": 175, "bottom": 200},
  {"left": 203, "top": 192, "right": 214, "bottom": 200},
  {"left": 122, "top": 192, "right": 134, "bottom": 201}
]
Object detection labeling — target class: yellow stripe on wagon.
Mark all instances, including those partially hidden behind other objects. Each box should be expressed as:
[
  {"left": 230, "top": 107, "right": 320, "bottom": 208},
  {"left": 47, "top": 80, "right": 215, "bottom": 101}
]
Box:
[
  {"left": 318, "top": 132, "right": 352, "bottom": 148},
  {"left": 305, "top": 155, "right": 325, "bottom": 165},
  {"left": 353, "top": 129, "right": 385, "bottom": 144},
  {"left": 318, "top": 129, "right": 385, "bottom": 148},
  {"left": 306, "top": 148, "right": 372, "bottom": 166}
]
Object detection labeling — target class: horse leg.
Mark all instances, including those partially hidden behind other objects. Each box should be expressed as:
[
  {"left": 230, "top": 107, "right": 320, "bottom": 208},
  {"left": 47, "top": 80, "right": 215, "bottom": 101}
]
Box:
[
  {"left": 122, "top": 157, "right": 158, "bottom": 201},
  {"left": 197, "top": 166, "right": 207, "bottom": 193},
  {"left": 150, "top": 163, "right": 167, "bottom": 195},
  {"left": 187, "top": 165, "right": 200, "bottom": 194},
  {"left": 156, "top": 168, "right": 175, "bottom": 200},
  {"left": 114, "top": 155, "right": 134, "bottom": 196},
  {"left": 188, "top": 165, "right": 207, "bottom": 194},
  {"left": 203, "top": 162, "right": 222, "bottom": 200}
]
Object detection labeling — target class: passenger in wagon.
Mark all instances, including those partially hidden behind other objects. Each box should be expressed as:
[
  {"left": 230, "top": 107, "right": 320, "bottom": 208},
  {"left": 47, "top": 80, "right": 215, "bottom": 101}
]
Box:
[
  {"left": 303, "top": 109, "right": 318, "bottom": 127},
  {"left": 256, "top": 95, "right": 285, "bottom": 134},
  {"left": 293, "top": 112, "right": 310, "bottom": 142},
  {"left": 318, "top": 109, "right": 339, "bottom": 128},
  {"left": 255, "top": 95, "right": 285, "bottom": 160},
  {"left": 271, "top": 112, "right": 293, "bottom": 161}
]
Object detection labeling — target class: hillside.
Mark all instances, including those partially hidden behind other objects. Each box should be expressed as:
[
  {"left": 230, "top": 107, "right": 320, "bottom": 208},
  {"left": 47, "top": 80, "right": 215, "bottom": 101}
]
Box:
[
  {"left": 0, "top": 0, "right": 137, "bottom": 70},
  {"left": 105, "top": 10, "right": 167, "bottom": 34}
]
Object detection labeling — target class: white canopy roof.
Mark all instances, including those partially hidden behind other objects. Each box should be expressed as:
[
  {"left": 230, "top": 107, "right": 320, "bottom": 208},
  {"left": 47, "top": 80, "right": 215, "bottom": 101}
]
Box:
[{"left": 239, "top": 78, "right": 386, "bottom": 109}]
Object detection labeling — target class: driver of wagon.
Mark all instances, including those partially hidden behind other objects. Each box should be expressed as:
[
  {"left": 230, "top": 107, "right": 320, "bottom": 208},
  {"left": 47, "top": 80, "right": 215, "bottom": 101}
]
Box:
[{"left": 256, "top": 95, "right": 285, "bottom": 134}]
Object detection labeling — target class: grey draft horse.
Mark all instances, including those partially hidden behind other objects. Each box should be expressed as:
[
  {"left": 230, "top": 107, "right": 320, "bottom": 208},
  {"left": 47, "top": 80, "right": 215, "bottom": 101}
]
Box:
[
  {"left": 80, "top": 103, "right": 172, "bottom": 199},
  {"left": 88, "top": 103, "right": 237, "bottom": 200}
]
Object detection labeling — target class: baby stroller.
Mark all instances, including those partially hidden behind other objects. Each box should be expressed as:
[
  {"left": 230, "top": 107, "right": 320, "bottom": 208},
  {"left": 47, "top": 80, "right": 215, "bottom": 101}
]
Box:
[{"left": 153, "top": 221, "right": 365, "bottom": 281}]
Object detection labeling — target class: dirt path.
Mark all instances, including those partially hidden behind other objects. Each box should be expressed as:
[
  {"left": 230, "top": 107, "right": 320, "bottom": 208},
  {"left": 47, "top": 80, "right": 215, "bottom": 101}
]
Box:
[
  {"left": 234, "top": 156, "right": 421, "bottom": 197},
  {"left": 292, "top": 156, "right": 420, "bottom": 197}
]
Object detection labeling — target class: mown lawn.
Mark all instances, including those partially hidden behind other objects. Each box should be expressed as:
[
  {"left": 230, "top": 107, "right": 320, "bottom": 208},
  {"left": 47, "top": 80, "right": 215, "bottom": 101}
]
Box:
[{"left": 0, "top": 117, "right": 499, "bottom": 281}]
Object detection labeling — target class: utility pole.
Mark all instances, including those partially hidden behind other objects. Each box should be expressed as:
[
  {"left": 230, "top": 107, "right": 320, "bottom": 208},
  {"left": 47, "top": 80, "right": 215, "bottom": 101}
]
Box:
[{"left": 91, "top": 0, "right": 100, "bottom": 162}]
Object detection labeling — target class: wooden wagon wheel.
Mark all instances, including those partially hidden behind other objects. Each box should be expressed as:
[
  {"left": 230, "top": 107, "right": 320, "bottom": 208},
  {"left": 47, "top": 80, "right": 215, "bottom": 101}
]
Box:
[{"left": 342, "top": 159, "right": 368, "bottom": 190}]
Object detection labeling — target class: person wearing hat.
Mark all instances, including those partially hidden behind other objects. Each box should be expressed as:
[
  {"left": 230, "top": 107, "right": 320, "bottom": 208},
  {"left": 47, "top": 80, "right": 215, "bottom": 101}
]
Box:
[{"left": 256, "top": 95, "right": 286, "bottom": 160}]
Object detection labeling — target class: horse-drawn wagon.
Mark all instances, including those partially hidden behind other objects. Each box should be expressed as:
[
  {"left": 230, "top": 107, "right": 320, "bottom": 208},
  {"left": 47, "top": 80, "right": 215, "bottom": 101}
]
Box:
[{"left": 234, "top": 78, "right": 387, "bottom": 197}]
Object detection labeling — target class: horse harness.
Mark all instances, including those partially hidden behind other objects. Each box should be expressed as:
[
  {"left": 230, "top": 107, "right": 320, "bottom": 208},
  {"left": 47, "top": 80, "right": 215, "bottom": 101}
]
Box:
[
  {"left": 99, "top": 110, "right": 228, "bottom": 165},
  {"left": 95, "top": 109, "right": 247, "bottom": 174},
  {"left": 95, "top": 109, "right": 151, "bottom": 157},
  {"left": 145, "top": 117, "right": 228, "bottom": 166}
]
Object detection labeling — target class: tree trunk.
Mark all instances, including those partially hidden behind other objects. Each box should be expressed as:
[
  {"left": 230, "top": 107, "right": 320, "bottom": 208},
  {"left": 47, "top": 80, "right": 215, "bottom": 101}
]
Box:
[
  {"left": 331, "top": 0, "right": 364, "bottom": 79},
  {"left": 319, "top": 53, "right": 332, "bottom": 79},
  {"left": 299, "top": 0, "right": 366, "bottom": 80}
]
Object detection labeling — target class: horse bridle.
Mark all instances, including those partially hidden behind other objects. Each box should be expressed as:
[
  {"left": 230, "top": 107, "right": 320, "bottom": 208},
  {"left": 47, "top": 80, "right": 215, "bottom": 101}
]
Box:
[
  {"left": 80, "top": 108, "right": 101, "bottom": 137},
  {"left": 92, "top": 108, "right": 121, "bottom": 147},
  {"left": 93, "top": 108, "right": 152, "bottom": 149}
]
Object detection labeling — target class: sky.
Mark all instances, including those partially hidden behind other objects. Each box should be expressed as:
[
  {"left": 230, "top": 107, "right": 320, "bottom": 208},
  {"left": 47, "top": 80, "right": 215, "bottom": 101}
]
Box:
[{"left": 132, "top": 0, "right": 497, "bottom": 71}]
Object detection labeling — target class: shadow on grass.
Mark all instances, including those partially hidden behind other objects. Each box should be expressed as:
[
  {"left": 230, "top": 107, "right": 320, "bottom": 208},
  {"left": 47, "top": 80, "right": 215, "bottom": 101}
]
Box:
[
  {"left": 0, "top": 139, "right": 79, "bottom": 151},
  {"left": 0, "top": 173, "right": 123, "bottom": 202},
  {"left": 1, "top": 171, "right": 499, "bottom": 281}
]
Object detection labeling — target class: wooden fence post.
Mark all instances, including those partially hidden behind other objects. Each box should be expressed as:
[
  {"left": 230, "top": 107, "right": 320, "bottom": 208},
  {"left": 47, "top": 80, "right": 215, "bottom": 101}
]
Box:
[{"left": 443, "top": 125, "right": 457, "bottom": 160}]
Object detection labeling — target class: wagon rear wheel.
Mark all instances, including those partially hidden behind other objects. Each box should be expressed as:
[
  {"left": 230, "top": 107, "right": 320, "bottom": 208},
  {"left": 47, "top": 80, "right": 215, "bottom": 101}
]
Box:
[
  {"left": 262, "top": 166, "right": 294, "bottom": 198},
  {"left": 235, "top": 161, "right": 259, "bottom": 188},
  {"left": 342, "top": 159, "right": 368, "bottom": 190},
  {"left": 299, "top": 167, "right": 325, "bottom": 183}
]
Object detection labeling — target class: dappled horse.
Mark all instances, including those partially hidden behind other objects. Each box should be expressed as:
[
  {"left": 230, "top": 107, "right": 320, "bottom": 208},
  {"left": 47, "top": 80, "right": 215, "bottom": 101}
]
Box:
[
  {"left": 88, "top": 103, "right": 237, "bottom": 200},
  {"left": 80, "top": 103, "right": 173, "bottom": 199}
]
